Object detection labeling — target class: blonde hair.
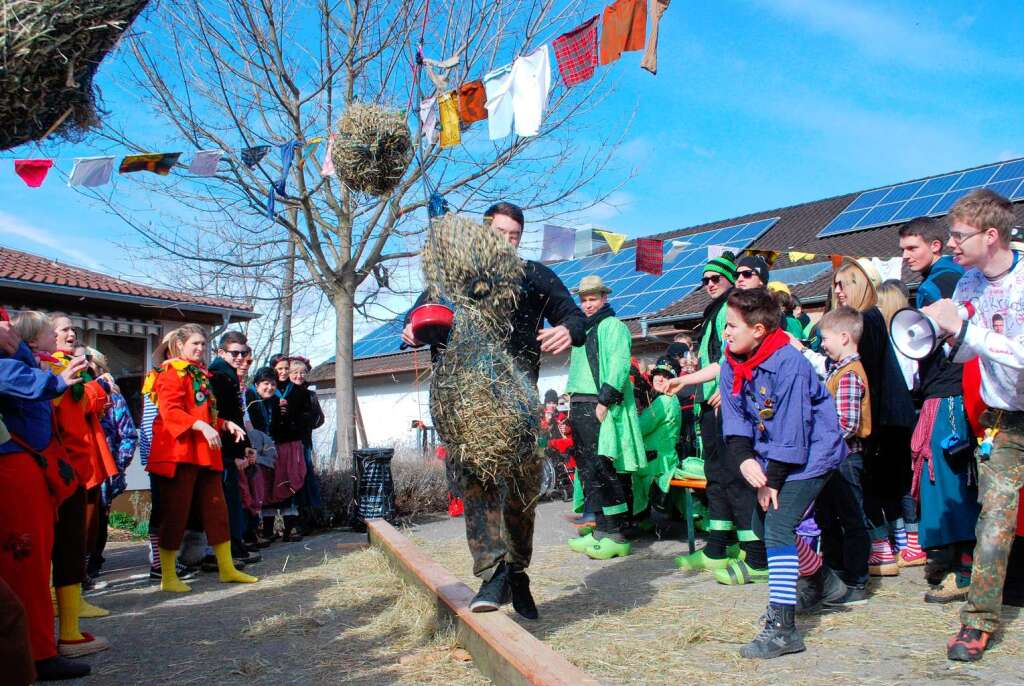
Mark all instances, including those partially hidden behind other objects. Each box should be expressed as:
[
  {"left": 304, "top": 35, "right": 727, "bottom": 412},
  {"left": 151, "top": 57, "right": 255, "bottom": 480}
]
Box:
[
  {"left": 86, "top": 346, "right": 109, "bottom": 374},
  {"left": 875, "top": 281, "right": 910, "bottom": 332},
  {"left": 10, "top": 310, "right": 51, "bottom": 346},
  {"left": 818, "top": 306, "right": 864, "bottom": 343},
  {"left": 948, "top": 188, "right": 1015, "bottom": 245},
  {"left": 832, "top": 261, "right": 877, "bottom": 313},
  {"left": 167, "top": 324, "right": 208, "bottom": 359}
]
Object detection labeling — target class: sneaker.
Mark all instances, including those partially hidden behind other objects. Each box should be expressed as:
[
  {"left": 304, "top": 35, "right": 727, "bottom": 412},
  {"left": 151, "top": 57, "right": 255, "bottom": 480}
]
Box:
[
  {"left": 149, "top": 564, "right": 199, "bottom": 581},
  {"left": 34, "top": 655, "right": 91, "bottom": 681},
  {"left": 584, "top": 536, "right": 631, "bottom": 560},
  {"left": 713, "top": 559, "right": 769, "bottom": 586},
  {"left": 509, "top": 568, "right": 539, "bottom": 620},
  {"left": 58, "top": 632, "right": 111, "bottom": 658},
  {"left": 925, "top": 573, "right": 970, "bottom": 604},
  {"left": 947, "top": 625, "right": 990, "bottom": 662},
  {"left": 740, "top": 604, "right": 805, "bottom": 659},
  {"left": 822, "top": 585, "right": 868, "bottom": 607},
  {"left": 469, "top": 562, "right": 511, "bottom": 612},
  {"left": 796, "top": 568, "right": 846, "bottom": 615}
]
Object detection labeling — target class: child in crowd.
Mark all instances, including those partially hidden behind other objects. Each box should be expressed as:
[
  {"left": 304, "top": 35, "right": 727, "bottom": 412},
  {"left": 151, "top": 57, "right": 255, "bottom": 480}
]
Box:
[
  {"left": 795, "top": 307, "right": 873, "bottom": 609},
  {"left": 718, "top": 289, "right": 847, "bottom": 659},
  {"left": 633, "top": 358, "right": 682, "bottom": 523}
]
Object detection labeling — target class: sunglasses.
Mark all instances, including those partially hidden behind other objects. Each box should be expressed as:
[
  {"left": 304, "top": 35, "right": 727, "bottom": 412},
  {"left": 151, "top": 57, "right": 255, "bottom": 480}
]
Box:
[
  {"left": 736, "top": 269, "right": 757, "bottom": 279},
  {"left": 224, "top": 349, "right": 248, "bottom": 357},
  {"left": 701, "top": 274, "right": 724, "bottom": 286}
]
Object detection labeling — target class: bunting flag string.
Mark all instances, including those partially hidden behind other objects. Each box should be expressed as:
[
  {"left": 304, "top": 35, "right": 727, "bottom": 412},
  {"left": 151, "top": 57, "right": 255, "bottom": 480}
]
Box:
[
  {"left": 14, "top": 159, "right": 53, "bottom": 188},
  {"left": 119, "top": 152, "right": 181, "bottom": 175},
  {"left": 68, "top": 156, "right": 114, "bottom": 188},
  {"left": 788, "top": 250, "right": 815, "bottom": 263},
  {"left": 665, "top": 239, "right": 690, "bottom": 262},
  {"left": 595, "top": 229, "right": 627, "bottom": 254},
  {"left": 188, "top": 149, "right": 222, "bottom": 177}
]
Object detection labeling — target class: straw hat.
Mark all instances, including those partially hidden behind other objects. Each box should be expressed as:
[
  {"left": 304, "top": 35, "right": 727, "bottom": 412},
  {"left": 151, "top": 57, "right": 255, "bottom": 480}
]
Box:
[{"left": 575, "top": 274, "right": 612, "bottom": 295}]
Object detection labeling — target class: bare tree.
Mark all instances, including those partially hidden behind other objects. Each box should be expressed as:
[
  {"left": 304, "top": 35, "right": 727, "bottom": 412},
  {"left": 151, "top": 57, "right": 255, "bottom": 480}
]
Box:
[{"left": 90, "top": 0, "right": 627, "bottom": 463}]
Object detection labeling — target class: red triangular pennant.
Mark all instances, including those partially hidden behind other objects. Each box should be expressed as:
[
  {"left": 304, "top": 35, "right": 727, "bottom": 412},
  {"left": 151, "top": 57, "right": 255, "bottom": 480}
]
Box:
[{"left": 14, "top": 159, "right": 54, "bottom": 188}]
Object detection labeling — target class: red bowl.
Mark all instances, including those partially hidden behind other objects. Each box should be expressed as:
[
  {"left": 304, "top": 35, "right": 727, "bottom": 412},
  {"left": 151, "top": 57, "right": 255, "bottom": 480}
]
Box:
[{"left": 410, "top": 303, "right": 453, "bottom": 346}]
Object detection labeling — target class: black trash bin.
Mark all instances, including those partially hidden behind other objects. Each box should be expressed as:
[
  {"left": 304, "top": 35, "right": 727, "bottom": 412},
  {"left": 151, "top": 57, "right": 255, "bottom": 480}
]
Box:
[{"left": 350, "top": 448, "right": 395, "bottom": 530}]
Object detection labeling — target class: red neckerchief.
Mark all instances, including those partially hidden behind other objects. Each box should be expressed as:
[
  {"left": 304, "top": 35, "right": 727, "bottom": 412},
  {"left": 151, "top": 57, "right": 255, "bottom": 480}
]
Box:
[
  {"left": 35, "top": 352, "right": 59, "bottom": 365},
  {"left": 724, "top": 327, "right": 791, "bottom": 396}
]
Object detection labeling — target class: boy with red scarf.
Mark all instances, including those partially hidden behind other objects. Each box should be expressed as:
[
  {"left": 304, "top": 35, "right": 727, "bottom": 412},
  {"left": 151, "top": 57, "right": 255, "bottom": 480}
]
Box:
[{"left": 719, "top": 289, "right": 847, "bottom": 659}]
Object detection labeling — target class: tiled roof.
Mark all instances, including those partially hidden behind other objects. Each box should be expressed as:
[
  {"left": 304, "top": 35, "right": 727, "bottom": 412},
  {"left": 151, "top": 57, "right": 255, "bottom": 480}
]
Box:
[
  {"left": 0, "top": 246, "right": 253, "bottom": 313},
  {"left": 310, "top": 348, "right": 433, "bottom": 382}
]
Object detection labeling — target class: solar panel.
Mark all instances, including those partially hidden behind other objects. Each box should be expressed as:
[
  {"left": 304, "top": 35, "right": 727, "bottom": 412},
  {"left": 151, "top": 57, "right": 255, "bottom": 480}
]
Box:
[
  {"left": 551, "top": 217, "right": 780, "bottom": 319},
  {"left": 766, "top": 262, "right": 832, "bottom": 287},
  {"left": 352, "top": 315, "right": 407, "bottom": 359},
  {"left": 818, "top": 159, "right": 1024, "bottom": 238}
]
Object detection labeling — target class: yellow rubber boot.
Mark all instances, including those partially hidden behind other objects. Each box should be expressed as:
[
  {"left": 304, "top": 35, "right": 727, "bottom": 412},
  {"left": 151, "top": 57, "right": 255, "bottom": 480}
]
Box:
[
  {"left": 79, "top": 591, "right": 110, "bottom": 618},
  {"left": 213, "top": 542, "right": 258, "bottom": 584},
  {"left": 55, "top": 584, "right": 85, "bottom": 642},
  {"left": 159, "top": 548, "right": 191, "bottom": 593}
]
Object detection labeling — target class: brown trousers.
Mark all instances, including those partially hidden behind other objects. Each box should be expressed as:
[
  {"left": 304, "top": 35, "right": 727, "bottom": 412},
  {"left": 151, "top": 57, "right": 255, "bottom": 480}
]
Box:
[{"left": 154, "top": 464, "right": 230, "bottom": 550}]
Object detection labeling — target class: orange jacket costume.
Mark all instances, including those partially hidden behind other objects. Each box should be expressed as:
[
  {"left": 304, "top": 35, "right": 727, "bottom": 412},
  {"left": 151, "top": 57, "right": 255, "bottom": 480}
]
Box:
[
  {"left": 145, "top": 359, "right": 223, "bottom": 478},
  {"left": 45, "top": 353, "right": 117, "bottom": 490}
]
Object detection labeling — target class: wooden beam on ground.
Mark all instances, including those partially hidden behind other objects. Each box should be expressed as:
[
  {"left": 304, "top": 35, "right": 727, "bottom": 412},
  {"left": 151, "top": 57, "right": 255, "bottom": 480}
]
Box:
[{"left": 366, "top": 519, "right": 601, "bottom": 686}]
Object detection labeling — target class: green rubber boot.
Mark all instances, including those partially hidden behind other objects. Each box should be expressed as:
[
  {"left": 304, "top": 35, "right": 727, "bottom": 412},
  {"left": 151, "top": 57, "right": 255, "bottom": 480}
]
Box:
[
  {"left": 674, "top": 549, "right": 732, "bottom": 572},
  {"left": 568, "top": 533, "right": 596, "bottom": 553},
  {"left": 577, "top": 525, "right": 595, "bottom": 536},
  {"left": 713, "top": 559, "right": 769, "bottom": 586},
  {"left": 585, "top": 536, "right": 631, "bottom": 560}
]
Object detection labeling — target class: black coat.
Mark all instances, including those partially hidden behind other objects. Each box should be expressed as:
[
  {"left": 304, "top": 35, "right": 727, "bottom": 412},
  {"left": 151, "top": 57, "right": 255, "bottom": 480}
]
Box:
[
  {"left": 858, "top": 307, "right": 916, "bottom": 429},
  {"left": 407, "top": 259, "right": 586, "bottom": 382},
  {"left": 209, "top": 356, "right": 249, "bottom": 464}
]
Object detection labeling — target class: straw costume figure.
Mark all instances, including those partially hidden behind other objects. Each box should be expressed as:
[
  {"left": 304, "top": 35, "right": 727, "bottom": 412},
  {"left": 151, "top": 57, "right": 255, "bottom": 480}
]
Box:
[{"left": 411, "top": 204, "right": 585, "bottom": 619}]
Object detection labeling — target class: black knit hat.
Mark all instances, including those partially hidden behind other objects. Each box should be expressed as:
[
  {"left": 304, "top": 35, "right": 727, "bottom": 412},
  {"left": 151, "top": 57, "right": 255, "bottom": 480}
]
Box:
[
  {"left": 665, "top": 342, "right": 690, "bottom": 360},
  {"left": 737, "top": 255, "right": 769, "bottom": 285},
  {"left": 544, "top": 389, "right": 558, "bottom": 404}
]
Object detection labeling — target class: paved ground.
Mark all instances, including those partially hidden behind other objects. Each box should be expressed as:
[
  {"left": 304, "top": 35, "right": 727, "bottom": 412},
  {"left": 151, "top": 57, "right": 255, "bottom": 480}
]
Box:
[{"left": 406, "top": 500, "right": 1024, "bottom": 686}]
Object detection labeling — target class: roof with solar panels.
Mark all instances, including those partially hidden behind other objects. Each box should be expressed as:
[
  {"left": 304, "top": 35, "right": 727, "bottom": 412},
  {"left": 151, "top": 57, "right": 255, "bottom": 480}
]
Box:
[{"left": 309, "top": 157, "right": 1024, "bottom": 382}]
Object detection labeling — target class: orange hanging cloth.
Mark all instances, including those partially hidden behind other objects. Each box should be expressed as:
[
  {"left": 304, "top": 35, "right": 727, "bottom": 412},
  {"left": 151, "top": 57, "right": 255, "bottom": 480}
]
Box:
[
  {"left": 458, "top": 80, "right": 488, "bottom": 124},
  {"left": 600, "top": 0, "right": 648, "bottom": 65}
]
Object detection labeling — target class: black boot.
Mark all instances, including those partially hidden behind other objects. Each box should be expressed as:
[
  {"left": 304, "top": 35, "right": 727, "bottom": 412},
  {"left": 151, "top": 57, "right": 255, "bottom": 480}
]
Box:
[
  {"left": 795, "top": 570, "right": 825, "bottom": 614},
  {"left": 740, "top": 604, "right": 805, "bottom": 659},
  {"left": 509, "top": 566, "right": 539, "bottom": 620},
  {"left": 261, "top": 516, "right": 278, "bottom": 542},
  {"left": 35, "top": 655, "right": 91, "bottom": 681},
  {"left": 283, "top": 515, "right": 304, "bottom": 542},
  {"left": 232, "top": 538, "right": 261, "bottom": 564},
  {"left": 469, "top": 561, "right": 511, "bottom": 612}
]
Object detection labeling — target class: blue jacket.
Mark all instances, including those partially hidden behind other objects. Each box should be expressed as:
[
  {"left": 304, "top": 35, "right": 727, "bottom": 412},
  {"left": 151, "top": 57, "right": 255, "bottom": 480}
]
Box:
[
  {"left": 916, "top": 255, "right": 963, "bottom": 308},
  {"left": 720, "top": 344, "right": 847, "bottom": 481},
  {"left": 0, "top": 342, "right": 67, "bottom": 454}
]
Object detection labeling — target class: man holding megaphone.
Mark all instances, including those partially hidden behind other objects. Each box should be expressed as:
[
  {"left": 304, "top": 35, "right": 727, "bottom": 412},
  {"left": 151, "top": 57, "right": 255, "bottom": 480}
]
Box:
[{"left": 919, "top": 189, "right": 1024, "bottom": 663}]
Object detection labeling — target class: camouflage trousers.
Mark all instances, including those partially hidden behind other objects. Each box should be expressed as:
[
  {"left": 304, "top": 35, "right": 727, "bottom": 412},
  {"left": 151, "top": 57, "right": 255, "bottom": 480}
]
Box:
[
  {"left": 961, "top": 410, "right": 1024, "bottom": 633},
  {"left": 455, "top": 455, "right": 542, "bottom": 580}
]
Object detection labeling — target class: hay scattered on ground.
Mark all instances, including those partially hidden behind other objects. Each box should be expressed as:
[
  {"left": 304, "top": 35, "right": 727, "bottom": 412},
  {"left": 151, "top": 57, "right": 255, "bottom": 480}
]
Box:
[
  {"left": 331, "top": 102, "right": 412, "bottom": 196},
  {"left": 1, "top": 0, "right": 149, "bottom": 150}
]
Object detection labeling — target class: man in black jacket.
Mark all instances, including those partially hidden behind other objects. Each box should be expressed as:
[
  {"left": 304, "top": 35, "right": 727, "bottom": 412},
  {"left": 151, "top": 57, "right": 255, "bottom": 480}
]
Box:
[
  {"left": 209, "top": 331, "right": 260, "bottom": 565},
  {"left": 402, "top": 202, "right": 586, "bottom": 619}
]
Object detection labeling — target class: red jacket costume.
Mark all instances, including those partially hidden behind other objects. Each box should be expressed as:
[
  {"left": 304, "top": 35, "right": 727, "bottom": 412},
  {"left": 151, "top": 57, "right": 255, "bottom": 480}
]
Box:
[
  {"left": 45, "top": 353, "right": 117, "bottom": 490},
  {"left": 146, "top": 359, "right": 223, "bottom": 478}
]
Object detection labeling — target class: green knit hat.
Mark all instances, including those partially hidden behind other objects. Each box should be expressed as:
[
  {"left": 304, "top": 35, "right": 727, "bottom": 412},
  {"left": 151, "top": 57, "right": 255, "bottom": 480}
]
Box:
[{"left": 704, "top": 251, "right": 737, "bottom": 284}]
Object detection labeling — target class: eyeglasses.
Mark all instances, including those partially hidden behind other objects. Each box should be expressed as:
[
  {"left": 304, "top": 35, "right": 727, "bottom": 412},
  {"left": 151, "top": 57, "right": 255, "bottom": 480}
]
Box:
[
  {"left": 736, "top": 269, "right": 757, "bottom": 279},
  {"left": 701, "top": 274, "right": 724, "bottom": 286},
  {"left": 948, "top": 229, "right": 984, "bottom": 245}
]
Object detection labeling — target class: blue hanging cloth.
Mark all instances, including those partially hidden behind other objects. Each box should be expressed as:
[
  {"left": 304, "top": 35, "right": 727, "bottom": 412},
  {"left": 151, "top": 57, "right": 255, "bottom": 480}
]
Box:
[
  {"left": 266, "top": 140, "right": 299, "bottom": 218},
  {"left": 428, "top": 191, "right": 449, "bottom": 218}
]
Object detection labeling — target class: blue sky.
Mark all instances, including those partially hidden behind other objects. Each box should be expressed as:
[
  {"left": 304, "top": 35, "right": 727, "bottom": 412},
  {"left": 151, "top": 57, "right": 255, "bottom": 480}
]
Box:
[{"left": 2, "top": 1, "right": 1022, "bottom": 357}]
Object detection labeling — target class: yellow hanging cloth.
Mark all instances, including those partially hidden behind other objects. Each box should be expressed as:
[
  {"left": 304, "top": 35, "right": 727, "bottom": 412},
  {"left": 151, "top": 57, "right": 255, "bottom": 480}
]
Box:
[{"left": 439, "top": 92, "right": 461, "bottom": 148}]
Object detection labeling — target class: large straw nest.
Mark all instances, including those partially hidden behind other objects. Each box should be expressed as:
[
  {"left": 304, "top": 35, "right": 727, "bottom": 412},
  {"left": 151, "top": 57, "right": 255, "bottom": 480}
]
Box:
[
  {"left": 0, "top": 0, "right": 149, "bottom": 151},
  {"left": 330, "top": 102, "right": 412, "bottom": 196},
  {"left": 423, "top": 214, "right": 537, "bottom": 484}
]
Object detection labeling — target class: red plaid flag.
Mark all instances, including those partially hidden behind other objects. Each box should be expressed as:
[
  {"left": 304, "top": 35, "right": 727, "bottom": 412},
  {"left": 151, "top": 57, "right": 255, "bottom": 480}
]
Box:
[
  {"left": 636, "top": 238, "right": 664, "bottom": 275},
  {"left": 553, "top": 15, "right": 599, "bottom": 87}
]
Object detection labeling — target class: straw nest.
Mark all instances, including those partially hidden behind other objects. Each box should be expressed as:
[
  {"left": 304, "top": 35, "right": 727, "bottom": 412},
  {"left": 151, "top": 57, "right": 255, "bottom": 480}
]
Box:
[
  {"left": 0, "top": 0, "right": 149, "bottom": 151},
  {"left": 330, "top": 102, "right": 412, "bottom": 196},
  {"left": 423, "top": 214, "right": 538, "bottom": 484}
]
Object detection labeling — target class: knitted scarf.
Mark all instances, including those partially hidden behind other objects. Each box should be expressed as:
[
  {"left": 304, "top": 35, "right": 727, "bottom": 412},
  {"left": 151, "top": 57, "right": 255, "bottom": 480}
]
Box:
[{"left": 723, "top": 327, "right": 791, "bottom": 396}]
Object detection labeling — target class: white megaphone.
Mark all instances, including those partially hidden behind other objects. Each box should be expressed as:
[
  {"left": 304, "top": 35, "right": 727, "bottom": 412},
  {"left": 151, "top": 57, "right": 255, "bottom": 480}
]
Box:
[{"left": 890, "top": 307, "right": 945, "bottom": 360}]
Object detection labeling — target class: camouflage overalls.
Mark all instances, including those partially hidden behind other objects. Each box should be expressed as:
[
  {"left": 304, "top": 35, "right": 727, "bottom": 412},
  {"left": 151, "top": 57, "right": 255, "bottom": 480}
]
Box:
[
  {"left": 454, "top": 438, "right": 542, "bottom": 580},
  {"left": 961, "top": 409, "right": 1024, "bottom": 632}
]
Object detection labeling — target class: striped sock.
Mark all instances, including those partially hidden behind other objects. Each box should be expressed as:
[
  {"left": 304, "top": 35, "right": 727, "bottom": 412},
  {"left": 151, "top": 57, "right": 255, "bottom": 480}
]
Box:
[
  {"left": 796, "top": 537, "right": 822, "bottom": 577},
  {"left": 869, "top": 538, "right": 895, "bottom": 563},
  {"left": 149, "top": 532, "right": 161, "bottom": 570},
  {"left": 767, "top": 545, "right": 799, "bottom": 606},
  {"left": 893, "top": 527, "right": 909, "bottom": 551},
  {"left": 904, "top": 530, "right": 922, "bottom": 557}
]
